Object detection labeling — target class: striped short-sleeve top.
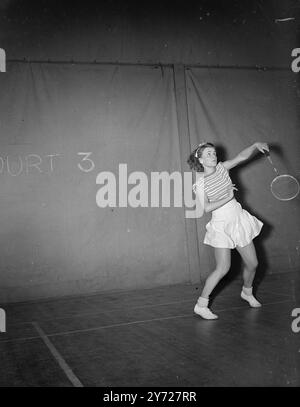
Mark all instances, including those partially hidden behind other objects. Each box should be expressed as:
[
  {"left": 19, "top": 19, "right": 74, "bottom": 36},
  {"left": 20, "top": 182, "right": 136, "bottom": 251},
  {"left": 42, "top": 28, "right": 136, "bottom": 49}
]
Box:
[
  {"left": 204, "top": 162, "right": 232, "bottom": 202},
  {"left": 193, "top": 162, "right": 233, "bottom": 202}
]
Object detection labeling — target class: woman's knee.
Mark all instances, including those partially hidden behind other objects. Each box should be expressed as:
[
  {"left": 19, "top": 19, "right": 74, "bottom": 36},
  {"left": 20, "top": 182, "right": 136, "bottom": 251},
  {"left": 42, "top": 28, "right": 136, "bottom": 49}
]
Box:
[
  {"left": 245, "top": 258, "right": 258, "bottom": 271},
  {"left": 214, "top": 248, "right": 231, "bottom": 277},
  {"left": 215, "top": 262, "right": 231, "bottom": 277},
  {"left": 237, "top": 243, "right": 258, "bottom": 271}
]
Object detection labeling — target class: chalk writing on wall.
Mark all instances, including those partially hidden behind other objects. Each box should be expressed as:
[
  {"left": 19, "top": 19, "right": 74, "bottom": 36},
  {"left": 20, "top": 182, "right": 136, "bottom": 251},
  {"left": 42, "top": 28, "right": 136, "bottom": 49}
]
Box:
[{"left": 0, "top": 153, "right": 96, "bottom": 175}]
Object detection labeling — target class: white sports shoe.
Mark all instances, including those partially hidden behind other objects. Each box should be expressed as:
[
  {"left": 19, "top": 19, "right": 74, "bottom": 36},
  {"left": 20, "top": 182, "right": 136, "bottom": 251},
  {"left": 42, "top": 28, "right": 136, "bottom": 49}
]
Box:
[
  {"left": 241, "top": 290, "right": 262, "bottom": 308},
  {"left": 194, "top": 303, "right": 218, "bottom": 320}
]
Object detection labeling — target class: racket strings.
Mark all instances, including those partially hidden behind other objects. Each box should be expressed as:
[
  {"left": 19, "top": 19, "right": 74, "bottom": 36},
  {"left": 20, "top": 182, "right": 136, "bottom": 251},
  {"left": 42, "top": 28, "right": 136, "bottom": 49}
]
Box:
[{"left": 271, "top": 175, "right": 300, "bottom": 201}]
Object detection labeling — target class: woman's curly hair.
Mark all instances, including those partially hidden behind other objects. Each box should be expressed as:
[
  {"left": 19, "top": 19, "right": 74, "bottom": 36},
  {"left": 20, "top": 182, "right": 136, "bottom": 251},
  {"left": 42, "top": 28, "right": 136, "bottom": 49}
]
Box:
[{"left": 187, "top": 142, "right": 215, "bottom": 172}]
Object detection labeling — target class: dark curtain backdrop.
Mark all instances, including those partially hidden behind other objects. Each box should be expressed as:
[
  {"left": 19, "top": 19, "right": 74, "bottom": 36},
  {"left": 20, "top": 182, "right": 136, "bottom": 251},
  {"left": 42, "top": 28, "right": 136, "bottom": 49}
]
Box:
[
  {"left": 0, "top": 62, "right": 190, "bottom": 302},
  {"left": 0, "top": 61, "right": 299, "bottom": 302},
  {"left": 186, "top": 67, "right": 300, "bottom": 279}
]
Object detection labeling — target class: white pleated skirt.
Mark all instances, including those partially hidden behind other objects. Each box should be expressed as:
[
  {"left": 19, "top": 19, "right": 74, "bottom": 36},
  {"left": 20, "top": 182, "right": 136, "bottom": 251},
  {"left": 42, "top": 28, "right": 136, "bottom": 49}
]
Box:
[{"left": 204, "top": 199, "right": 263, "bottom": 249}]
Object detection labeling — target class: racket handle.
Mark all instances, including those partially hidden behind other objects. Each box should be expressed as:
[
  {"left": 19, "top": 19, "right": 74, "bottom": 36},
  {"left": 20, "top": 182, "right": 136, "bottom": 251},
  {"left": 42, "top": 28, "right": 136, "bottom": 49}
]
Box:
[{"left": 263, "top": 150, "right": 278, "bottom": 173}]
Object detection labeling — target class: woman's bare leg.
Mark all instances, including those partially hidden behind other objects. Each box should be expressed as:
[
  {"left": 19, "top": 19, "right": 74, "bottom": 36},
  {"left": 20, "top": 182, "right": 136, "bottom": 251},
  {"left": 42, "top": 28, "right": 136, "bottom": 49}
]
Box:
[
  {"left": 236, "top": 242, "right": 261, "bottom": 307},
  {"left": 201, "top": 247, "right": 231, "bottom": 298},
  {"left": 194, "top": 247, "right": 231, "bottom": 319}
]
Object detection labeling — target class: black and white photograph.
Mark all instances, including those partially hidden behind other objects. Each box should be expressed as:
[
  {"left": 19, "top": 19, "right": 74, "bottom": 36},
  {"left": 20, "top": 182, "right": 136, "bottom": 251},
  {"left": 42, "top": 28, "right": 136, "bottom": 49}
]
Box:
[{"left": 0, "top": 0, "right": 299, "bottom": 391}]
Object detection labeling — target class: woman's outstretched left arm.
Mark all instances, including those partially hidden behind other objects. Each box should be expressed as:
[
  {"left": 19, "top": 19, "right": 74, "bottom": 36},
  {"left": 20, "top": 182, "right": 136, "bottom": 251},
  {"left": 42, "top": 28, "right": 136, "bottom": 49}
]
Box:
[{"left": 222, "top": 142, "right": 269, "bottom": 170}]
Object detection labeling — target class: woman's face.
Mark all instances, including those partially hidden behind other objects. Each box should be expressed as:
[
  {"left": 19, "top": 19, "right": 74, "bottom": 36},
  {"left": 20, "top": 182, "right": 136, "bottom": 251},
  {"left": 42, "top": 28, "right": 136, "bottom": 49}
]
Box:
[{"left": 199, "top": 147, "right": 217, "bottom": 168}]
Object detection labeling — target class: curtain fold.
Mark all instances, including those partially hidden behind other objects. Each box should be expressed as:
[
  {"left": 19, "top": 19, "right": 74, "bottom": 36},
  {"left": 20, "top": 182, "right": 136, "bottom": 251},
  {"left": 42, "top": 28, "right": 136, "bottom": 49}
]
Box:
[
  {"left": 0, "top": 62, "right": 189, "bottom": 302},
  {"left": 186, "top": 67, "right": 300, "bottom": 276}
]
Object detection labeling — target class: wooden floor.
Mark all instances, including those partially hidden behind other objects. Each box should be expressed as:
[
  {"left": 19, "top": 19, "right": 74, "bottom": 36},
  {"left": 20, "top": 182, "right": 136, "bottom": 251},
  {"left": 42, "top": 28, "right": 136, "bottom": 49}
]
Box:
[{"left": 0, "top": 272, "right": 299, "bottom": 387}]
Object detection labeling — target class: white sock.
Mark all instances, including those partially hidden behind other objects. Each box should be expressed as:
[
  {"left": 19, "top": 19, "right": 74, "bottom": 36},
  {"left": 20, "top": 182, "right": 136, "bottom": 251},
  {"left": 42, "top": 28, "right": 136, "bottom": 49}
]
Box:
[
  {"left": 242, "top": 286, "right": 253, "bottom": 296},
  {"left": 194, "top": 297, "right": 218, "bottom": 320},
  {"left": 197, "top": 296, "right": 209, "bottom": 307},
  {"left": 241, "top": 286, "right": 262, "bottom": 308}
]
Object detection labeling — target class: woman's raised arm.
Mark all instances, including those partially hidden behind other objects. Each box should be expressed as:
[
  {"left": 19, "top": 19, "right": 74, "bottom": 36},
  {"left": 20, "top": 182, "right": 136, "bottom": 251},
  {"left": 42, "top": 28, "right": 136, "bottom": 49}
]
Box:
[{"left": 222, "top": 142, "right": 269, "bottom": 170}]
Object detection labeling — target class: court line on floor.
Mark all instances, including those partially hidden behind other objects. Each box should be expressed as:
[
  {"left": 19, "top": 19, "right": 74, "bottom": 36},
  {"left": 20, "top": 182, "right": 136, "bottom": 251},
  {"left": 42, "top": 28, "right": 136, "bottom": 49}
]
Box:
[
  {"left": 5, "top": 288, "right": 294, "bottom": 326},
  {"left": 44, "top": 299, "right": 294, "bottom": 339},
  {"left": 32, "top": 322, "right": 84, "bottom": 388},
  {"left": 3, "top": 299, "right": 196, "bottom": 324},
  {"left": 258, "top": 290, "right": 294, "bottom": 298},
  {"left": 0, "top": 299, "right": 293, "bottom": 344},
  {"left": 4, "top": 299, "right": 199, "bottom": 325}
]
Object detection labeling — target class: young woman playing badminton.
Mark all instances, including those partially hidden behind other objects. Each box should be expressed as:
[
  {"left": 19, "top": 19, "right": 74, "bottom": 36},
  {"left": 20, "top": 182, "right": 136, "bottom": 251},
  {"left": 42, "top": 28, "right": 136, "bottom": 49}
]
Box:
[{"left": 188, "top": 141, "right": 269, "bottom": 320}]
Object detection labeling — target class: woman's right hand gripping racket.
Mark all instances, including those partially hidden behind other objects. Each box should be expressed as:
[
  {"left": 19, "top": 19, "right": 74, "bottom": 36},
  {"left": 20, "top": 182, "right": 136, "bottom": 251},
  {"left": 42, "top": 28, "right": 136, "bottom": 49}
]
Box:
[{"left": 263, "top": 150, "right": 300, "bottom": 201}]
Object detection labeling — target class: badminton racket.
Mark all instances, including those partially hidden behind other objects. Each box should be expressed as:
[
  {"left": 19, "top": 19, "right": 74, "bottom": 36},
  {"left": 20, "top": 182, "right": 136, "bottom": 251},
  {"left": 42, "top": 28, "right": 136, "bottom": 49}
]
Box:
[{"left": 263, "top": 150, "right": 299, "bottom": 201}]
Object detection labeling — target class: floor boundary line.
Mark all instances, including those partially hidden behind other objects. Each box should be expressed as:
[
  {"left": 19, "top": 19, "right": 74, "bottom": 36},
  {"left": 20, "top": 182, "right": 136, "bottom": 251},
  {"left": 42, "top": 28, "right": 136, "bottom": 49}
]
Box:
[
  {"left": 5, "top": 289, "right": 294, "bottom": 326},
  {"left": 259, "top": 290, "right": 293, "bottom": 298},
  {"left": 0, "top": 299, "right": 293, "bottom": 344},
  {"left": 44, "top": 299, "right": 293, "bottom": 338},
  {"left": 32, "top": 322, "right": 84, "bottom": 388}
]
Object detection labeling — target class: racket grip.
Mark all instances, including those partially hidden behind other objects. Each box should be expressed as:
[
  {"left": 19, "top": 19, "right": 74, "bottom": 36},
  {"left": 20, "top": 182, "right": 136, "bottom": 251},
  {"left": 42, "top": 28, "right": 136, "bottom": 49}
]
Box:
[{"left": 263, "top": 150, "right": 270, "bottom": 157}]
